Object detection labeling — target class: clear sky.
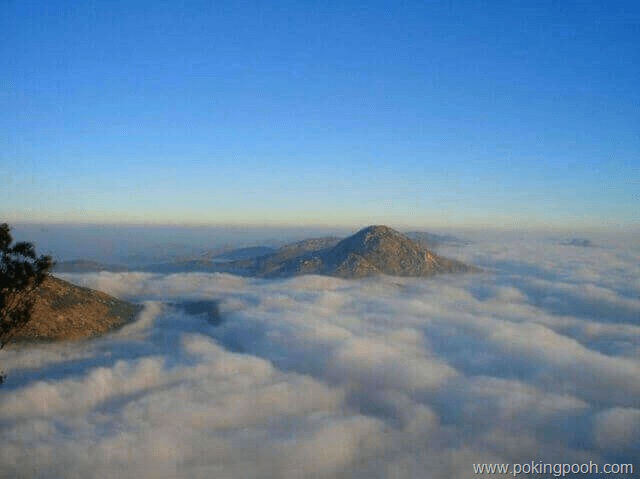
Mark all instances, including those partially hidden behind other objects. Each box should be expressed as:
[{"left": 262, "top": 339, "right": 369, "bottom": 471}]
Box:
[{"left": 2, "top": 0, "right": 639, "bottom": 230}]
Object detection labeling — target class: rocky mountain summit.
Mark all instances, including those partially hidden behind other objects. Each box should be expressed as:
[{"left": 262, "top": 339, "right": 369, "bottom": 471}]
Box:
[
  {"left": 7, "top": 276, "right": 142, "bottom": 346},
  {"left": 229, "top": 225, "right": 478, "bottom": 279}
]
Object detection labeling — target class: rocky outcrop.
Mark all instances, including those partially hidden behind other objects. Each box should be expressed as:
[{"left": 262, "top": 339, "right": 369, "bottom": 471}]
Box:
[
  {"left": 7, "top": 276, "right": 142, "bottom": 346},
  {"left": 246, "top": 225, "right": 478, "bottom": 279}
]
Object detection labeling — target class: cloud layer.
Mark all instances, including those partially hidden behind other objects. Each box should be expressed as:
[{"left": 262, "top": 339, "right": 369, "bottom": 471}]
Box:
[{"left": 1, "top": 234, "right": 639, "bottom": 478}]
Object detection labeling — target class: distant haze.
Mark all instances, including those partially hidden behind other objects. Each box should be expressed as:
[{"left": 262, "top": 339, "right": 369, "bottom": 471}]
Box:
[
  {"left": 9, "top": 223, "right": 354, "bottom": 264},
  {"left": 10, "top": 223, "right": 640, "bottom": 266}
]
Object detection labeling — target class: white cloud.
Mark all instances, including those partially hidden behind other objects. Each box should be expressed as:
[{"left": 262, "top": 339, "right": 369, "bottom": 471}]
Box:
[
  {"left": 593, "top": 408, "right": 640, "bottom": 449},
  {"left": 1, "top": 233, "right": 640, "bottom": 477}
]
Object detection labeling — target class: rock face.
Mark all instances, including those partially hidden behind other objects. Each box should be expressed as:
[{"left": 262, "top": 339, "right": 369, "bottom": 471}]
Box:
[
  {"left": 242, "top": 225, "right": 478, "bottom": 279},
  {"left": 7, "top": 276, "right": 142, "bottom": 346}
]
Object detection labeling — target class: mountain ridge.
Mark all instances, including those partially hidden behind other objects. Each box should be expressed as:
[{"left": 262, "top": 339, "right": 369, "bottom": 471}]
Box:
[
  {"left": 255, "top": 225, "right": 478, "bottom": 279},
  {"left": 49, "top": 227, "right": 477, "bottom": 279}
]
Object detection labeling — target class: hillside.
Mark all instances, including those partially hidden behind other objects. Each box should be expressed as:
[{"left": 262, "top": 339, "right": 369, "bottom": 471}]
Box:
[
  {"left": 222, "top": 226, "right": 478, "bottom": 279},
  {"left": 212, "top": 246, "right": 277, "bottom": 261},
  {"left": 6, "top": 276, "right": 142, "bottom": 346},
  {"left": 404, "top": 231, "right": 471, "bottom": 248}
]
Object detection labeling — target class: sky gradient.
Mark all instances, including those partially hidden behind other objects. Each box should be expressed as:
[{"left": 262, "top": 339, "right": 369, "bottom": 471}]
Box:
[{"left": 2, "top": 0, "right": 639, "bottom": 230}]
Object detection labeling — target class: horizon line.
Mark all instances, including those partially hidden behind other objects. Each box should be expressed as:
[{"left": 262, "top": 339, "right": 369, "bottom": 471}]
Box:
[{"left": 6, "top": 220, "right": 639, "bottom": 234}]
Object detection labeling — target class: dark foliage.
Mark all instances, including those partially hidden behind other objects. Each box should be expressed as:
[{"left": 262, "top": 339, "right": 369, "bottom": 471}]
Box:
[{"left": 0, "top": 223, "right": 54, "bottom": 350}]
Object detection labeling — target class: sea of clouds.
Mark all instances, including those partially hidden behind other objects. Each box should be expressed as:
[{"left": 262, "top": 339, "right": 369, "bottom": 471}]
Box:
[{"left": 1, "top": 233, "right": 639, "bottom": 478}]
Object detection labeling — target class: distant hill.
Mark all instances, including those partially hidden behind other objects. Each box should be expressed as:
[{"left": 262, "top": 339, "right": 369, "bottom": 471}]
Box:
[
  {"left": 50, "top": 230, "right": 476, "bottom": 279},
  {"left": 275, "top": 237, "right": 343, "bottom": 256},
  {"left": 404, "top": 231, "right": 471, "bottom": 248},
  {"left": 7, "top": 276, "right": 142, "bottom": 346},
  {"left": 221, "top": 226, "right": 478, "bottom": 279},
  {"left": 132, "top": 247, "right": 277, "bottom": 274},
  {"left": 117, "top": 240, "right": 340, "bottom": 275},
  {"left": 142, "top": 258, "right": 227, "bottom": 274},
  {"left": 212, "top": 246, "right": 277, "bottom": 261},
  {"left": 248, "top": 237, "right": 343, "bottom": 276},
  {"left": 216, "top": 237, "right": 342, "bottom": 276},
  {"left": 561, "top": 238, "right": 594, "bottom": 248},
  {"left": 53, "top": 259, "right": 129, "bottom": 273}
]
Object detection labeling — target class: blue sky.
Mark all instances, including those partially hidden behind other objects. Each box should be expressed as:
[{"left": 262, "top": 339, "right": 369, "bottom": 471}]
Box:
[{"left": 2, "top": 0, "right": 638, "bottom": 230}]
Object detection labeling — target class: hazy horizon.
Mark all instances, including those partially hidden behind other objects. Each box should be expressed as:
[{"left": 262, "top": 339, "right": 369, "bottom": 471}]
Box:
[{"left": 9, "top": 222, "right": 640, "bottom": 265}]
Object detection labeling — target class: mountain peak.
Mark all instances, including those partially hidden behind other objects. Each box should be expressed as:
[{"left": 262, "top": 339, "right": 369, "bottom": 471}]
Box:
[
  {"left": 324, "top": 225, "right": 437, "bottom": 278},
  {"left": 358, "top": 225, "right": 397, "bottom": 235},
  {"left": 256, "top": 225, "right": 478, "bottom": 279}
]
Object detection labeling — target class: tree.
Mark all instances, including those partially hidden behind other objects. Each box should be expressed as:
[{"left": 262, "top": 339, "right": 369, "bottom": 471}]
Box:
[{"left": 0, "top": 223, "right": 53, "bottom": 353}]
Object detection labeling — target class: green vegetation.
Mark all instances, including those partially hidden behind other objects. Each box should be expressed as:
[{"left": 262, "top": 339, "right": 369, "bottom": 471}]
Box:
[{"left": 0, "top": 223, "right": 53, "bottom": 384}]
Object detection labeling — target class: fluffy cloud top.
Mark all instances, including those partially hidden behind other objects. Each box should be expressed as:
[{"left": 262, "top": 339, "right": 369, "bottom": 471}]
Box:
[{"left": 1, "top": 234, "right": 639, "bottom": 478}]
